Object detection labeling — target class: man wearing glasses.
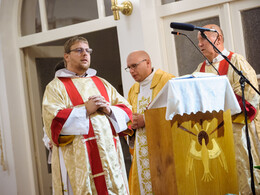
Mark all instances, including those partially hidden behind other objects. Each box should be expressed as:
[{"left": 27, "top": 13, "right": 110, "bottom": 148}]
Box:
[
  {"left": 126, "top": 50, "right": 174, "bottom": 195},
  {"left": 42, "top": 36, "right": 133, "bottom": 194}
]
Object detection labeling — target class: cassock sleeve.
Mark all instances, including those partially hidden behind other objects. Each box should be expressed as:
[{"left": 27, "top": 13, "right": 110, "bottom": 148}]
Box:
[
  {"left": 229, "top": 54, "right": 259, "bottom": 122},
  {"left": 61, "top": 107, "right": 89, "bottom": 135}
]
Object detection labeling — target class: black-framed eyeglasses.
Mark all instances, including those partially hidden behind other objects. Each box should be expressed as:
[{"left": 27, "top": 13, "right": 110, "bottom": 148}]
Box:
[
  {"left": 125, "top": 59, "right": 147, "bottom": 72},
  {"left": 68, "top": 47, "right": 93, "bottom": 54}
]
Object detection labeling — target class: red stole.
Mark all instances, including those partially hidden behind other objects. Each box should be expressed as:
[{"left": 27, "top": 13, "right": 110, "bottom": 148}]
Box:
[
  {"left": 57, "top": 76, "right": 113, "bottom": 195},
  {"left": 200, "top": 51, "right": 234, "bottom": 75},
  {"left": 200, "top": 52, "right": 257, "bottom": 121}
]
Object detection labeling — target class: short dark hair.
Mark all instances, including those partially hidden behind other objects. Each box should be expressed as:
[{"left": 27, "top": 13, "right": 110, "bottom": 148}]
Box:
[{"left": 64, "top": 36, "right": 89, "bottom": 54}]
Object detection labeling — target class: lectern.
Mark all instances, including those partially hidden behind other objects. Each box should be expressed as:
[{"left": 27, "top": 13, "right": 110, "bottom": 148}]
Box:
[{"left": 144, "top": 74, "right": 241, "bottom": 195}]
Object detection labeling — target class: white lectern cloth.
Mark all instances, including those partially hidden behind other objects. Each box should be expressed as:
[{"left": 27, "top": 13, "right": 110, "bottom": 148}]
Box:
[{"left": 148, "top": 74, "right": 241, "bottom": 120}]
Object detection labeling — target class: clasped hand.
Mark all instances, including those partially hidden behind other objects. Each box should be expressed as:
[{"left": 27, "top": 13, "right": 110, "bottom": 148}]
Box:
[
  {"left": 131, "top": 113, "right": 145, "bottom": 129},
  {"left": 85, "top": 95, "right": 111, "bottom": 115}
]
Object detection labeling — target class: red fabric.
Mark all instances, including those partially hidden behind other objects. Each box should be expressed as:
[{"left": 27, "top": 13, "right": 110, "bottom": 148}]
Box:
[
  {"left": 199, "top": 52, "right": 257, "bottom": 121},
  {"left": 52, "top": 77, "right": 84, "bottom": 145},
  {"left": 59, "top": 77, "right": 109, "bottom": 194},
  {"left": 235, "top": 94, "right": 257, "bottom": 121},
  {"left": 218, "top": 52, "right": 233, "bottom": 75},
  {"left": 91, "top": 77, "right": 133, "bottom": 124},
  {"left": 91, "top": 76, "right": 109, "bottom": 102},
  {"left": 200, "top": 51, "right": 234, "bottom": 75},
  {"left": 59, "top": 76, "right": 115, "bottom": 194},
  {"left": 51, "top": 108, "right": 72, "bottom": 145},
  {"left": 93, "top": 177, "right": 109, "bottom": 195},
  {"left": 58, "top": 76, "right": 131, "bottom": 194},
  {"left": 200, "top": 61, "right": 206, "bottom": 72},
  {"left": 91, "top": 76, "right": 116, "bottom": 136},
  {"left": 83, "top": 122, "right": 108, "bottom": 194},
  {"left": 58, "top": 77, "right": 84, "bottom": 106}
]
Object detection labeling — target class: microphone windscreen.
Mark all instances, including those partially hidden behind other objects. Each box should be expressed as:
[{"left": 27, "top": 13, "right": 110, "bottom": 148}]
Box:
[{"left": 170, "top": 22, "right": 194, "bottom": 31}]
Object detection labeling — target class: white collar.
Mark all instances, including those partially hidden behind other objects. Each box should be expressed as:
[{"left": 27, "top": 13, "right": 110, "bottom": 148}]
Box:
[
  {"left": 139, "top": 68, "right": 156, "bottom": 87},
  {"left": 55, "top": 68, "right": 97, "bottom": 77},
  {"left": 206, "top": 49, "right": 229, "bottom": 65}
]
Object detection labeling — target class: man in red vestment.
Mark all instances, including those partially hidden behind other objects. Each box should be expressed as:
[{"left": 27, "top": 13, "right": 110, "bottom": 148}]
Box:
[{"left": 42, "top": 36, "right": 132, "bottom": 195}]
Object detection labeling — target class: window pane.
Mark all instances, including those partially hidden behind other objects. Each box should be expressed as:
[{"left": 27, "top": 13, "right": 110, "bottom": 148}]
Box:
[
  {"left": 241, "top": 7, "right": 260, "bottom": 75},
  {"left": 161, "top": 0, "right": 181, "bottom": 5},
  {"left": 104, "top": 0, "right": 113, "bottom": 16},
  {"left": 45, "top": 0, "right": 98, "bottom": 30},
  {"left": 174, "top": 17, "right": 220, "bottom": 76},
  {"left": 21, "top": 0, "right": 41, "bottom": 36}
]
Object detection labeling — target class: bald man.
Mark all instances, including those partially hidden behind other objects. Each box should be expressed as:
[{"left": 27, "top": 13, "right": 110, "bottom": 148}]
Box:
[
  {"left": 194, "top": 24, "right": 260, "bottom": 194},
  {"left": 126, "top": 50, "right": 174, "bottom": 195}
]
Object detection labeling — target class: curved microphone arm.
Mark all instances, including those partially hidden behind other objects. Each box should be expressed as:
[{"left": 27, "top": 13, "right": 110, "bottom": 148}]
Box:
[{"left": 172, "top": 31, "right": 220, "bottom": 75}]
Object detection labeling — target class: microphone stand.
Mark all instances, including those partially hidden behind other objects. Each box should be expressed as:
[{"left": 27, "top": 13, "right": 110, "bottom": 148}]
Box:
[
  {"left": 200, "top": 31, "right": 260, "bottom": 195},
  {"left": 171, "top": 31, "right": 220, "bottom": 75}
]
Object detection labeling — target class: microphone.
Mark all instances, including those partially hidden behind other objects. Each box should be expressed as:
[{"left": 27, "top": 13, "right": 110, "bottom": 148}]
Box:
[
  {"left": 171, "top": 31, "right": 220, "bottom": 75},
  {"left": 170, "top": 22, "right": 217, "bottom": 32}
]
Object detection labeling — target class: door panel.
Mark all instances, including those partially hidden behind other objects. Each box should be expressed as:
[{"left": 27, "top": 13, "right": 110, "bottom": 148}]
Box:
[{"left": 25, "top": 45, "right": 63, "bottom": 195}]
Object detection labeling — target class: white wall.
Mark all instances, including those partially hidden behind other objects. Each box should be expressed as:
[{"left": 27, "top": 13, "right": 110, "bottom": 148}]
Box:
[
  {"left": 118, "top": 0, "right": 164, "bottom": 97},
  {"left": 0, "top": 1, "right": 17, "bottom": 194},
  {"left": 0, "top": 0, "right": 38, "bottom": 194},
  {"left": 0, "top": 35, "right": 17, "bottom": 195}
]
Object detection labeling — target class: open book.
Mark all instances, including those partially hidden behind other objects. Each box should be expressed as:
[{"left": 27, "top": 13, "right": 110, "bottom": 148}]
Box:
[{"left": 173, "top": 72, "right": 217, "bottom": 80}]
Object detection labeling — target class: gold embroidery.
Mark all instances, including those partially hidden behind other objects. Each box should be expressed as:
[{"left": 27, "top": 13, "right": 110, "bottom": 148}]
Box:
[
  {"left": 136, "top": 96, "right": 153, "bottom": 194},
  {"left": 138, "top": 96, "right": 150, "bottom": 114}
]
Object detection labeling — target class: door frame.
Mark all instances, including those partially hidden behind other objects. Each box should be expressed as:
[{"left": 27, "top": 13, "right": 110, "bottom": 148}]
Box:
[{"left": 24, "top": 45, "right": 63, "bottom": 195}]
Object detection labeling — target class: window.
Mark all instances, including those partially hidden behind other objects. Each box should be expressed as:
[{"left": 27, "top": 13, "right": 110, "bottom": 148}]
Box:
[
  {"left": 174, "top": 17, "right": 220, "bottom": 76},
  {"left": 21, "top": 0, "right": 99, "bottom": 36},
  {"left": 241, "top": 7, "right": 260, "bottom": 74}
]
